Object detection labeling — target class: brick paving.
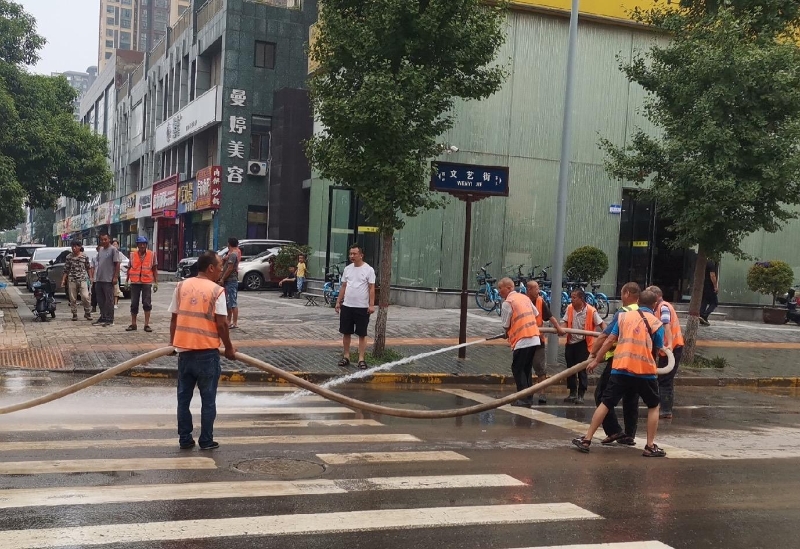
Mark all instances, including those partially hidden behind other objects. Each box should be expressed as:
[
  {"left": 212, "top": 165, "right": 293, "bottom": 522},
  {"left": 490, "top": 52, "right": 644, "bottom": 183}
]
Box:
[{"left": 1, "top": 275, "right": 799, "bottom": 380}]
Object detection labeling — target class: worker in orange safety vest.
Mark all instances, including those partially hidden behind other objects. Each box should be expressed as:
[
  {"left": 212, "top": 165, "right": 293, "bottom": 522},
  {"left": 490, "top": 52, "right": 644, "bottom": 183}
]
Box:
[
  {"left": 647, "top": 285, "right": 684, "bottom": 420},
  {"left": 126, "top": 235, "right": 159, "bottom": 333},
  {"left": 498, "top": 277, "right": 542, "bottom": 409},
  {"left": 560, "top": 289, "right": 606, "bottom": 404}
]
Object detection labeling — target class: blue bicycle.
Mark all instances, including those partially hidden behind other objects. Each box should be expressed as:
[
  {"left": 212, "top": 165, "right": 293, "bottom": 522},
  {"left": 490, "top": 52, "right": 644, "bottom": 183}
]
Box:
[
  {"left": 475, "top": 262, "right": 502, "bottom": 315},
  {"left": 585, "top": 283, "right": 610, "bottom": 319},
  {"left": 323, "top": 263, "right": 344, "bottom": 308}
]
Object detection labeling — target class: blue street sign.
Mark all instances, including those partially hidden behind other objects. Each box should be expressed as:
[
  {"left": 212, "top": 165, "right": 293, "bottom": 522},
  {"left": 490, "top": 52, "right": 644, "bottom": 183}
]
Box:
[{"left": 431, "top": 162, "right": 509, "bottom": 198}]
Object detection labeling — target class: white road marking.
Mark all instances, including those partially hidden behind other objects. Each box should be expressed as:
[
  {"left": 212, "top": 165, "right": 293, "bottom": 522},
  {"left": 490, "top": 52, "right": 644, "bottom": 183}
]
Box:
[
  {"left": 510, "top": 541, "right": 672, "bottom": 549},
  {"left": 0, "top": 457, "right": 216, "bottom": 475},
  {"left": 438, "top": 389, "right": 712, "bottom": 460},
  {"left": 0, "top": 474, "right": 524, "bottom": 509},
  {"left": 318, "top": 450, "right": 469, "bottom": 464},
  {"left": 0, "top": 419, "right": 383, "bottom": 432},
  {"left": 467, "top": 311, "right": 502, "bottom": 323},
  {"left": 0, "top": 433, "right": 420, "bottom": 452},
  {"left": 11, "top": 405, "right": 357, "bottom": 416},
  {"left": 216, "top": 386, "right": 307, "bottom": 392},
  {"left": 0, "top": 503, "right": 600, "bottom": 548}
]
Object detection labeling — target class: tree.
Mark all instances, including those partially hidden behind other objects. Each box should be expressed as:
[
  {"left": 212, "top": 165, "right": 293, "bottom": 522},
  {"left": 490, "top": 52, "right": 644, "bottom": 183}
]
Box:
[
  {"left": 747, "top": 260, "right": 794, "bottom": 306},
  {"left": 0, "top": 0, "right": 112, "bottom": 230},
  {"left": 564, "top": 246, "right": 609, "bottom": 284},
  {"left": 307, "top": 0, "right": 508, "bottom": 355},
  {"left": 31, "top": 207, "right": 55, "bottom": 246},
  {"left": 601, "top": 0, "right": 800, "bottom": 363}
]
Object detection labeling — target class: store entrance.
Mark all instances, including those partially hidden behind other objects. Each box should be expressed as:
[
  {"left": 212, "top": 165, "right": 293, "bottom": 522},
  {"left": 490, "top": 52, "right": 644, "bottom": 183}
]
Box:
[
  {"left": 325, "top": 187, "right": 380, "bottom": 276},
  {"left": 615, "top": 190, "right": 695, "bottom": 302}
]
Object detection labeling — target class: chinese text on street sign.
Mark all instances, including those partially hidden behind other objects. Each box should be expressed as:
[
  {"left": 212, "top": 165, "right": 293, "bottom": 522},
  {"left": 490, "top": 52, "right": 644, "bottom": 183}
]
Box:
[{"left": 431, "top": 162, "right": 509, "bottom": 198}]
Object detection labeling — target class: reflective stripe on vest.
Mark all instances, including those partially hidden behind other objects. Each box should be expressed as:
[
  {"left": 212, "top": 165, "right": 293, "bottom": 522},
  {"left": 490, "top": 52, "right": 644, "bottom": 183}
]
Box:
[
  {"left": 566, "top": 304, "right": 597, "bottom": 349},
  {"left": 605, "top": 303, "right": 639, "bottom": 360},
  {"left": 506, "top": 292, "right": 540, "bottom": 349},
  {"left": 613, "top": 310, "right": 663, "bottom": 376},
  {"left": 128, "top": 250, "right": 155, "bottom": 284},
  {"left": 173, "top": 277, "right": 224, "bottom": 350},
  {"left": 534, "top": 295, "right": 544, "bottom": 327}
]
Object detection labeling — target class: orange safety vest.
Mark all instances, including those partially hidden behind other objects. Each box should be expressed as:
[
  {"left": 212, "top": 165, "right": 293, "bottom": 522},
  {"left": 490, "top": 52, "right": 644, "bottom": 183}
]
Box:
[
  {"left": 532, "top": 295, "right": 545, "bottom": 327},
  {"left": 505, "top": 292, "right": 540, "bottom": 349},
  {"left": 661, "top": 300, "right": 685, "bottom": 349},
  {"left": 128, "top": 249, "right": 156, "bottom": 284},
  {"left": 566, "top": 304, "right": 597, "bottom": 349},
  {"left": 172, "top": 277, "right": 225, "bottom": 350},
  {"left": 613, "top": 310, "right": 663, "bottom": 376}
]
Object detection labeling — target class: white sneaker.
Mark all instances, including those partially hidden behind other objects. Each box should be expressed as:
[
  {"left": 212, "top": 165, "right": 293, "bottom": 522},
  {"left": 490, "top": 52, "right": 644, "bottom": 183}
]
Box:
[{"left": 114, "top": 305, "right": 118, "bottom": 309}]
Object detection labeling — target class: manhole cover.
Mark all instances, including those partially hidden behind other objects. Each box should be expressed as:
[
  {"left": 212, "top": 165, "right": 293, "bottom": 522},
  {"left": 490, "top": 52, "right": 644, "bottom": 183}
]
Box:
[{"left": 233, "top": 458, "right": 325, "bottom": 479}]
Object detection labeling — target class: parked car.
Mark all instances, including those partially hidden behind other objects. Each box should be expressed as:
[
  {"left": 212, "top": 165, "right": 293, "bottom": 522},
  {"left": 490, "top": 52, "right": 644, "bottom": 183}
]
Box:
[
  {"left": 0, "top": 248, "right": 7, "bottom": 275},
  {"left": 176, "top": 239, "right": 294, "bottom": 279},
  {"left": 46, "top": 248, "right": 129, "bottom": 297},
  {"left": 1, "top": 245, "right": 15, "bottom": 276},
  {"left": 238, "top": 248, "right": 285, "bottom": 291},
  {"left": 10, "top": 244, "right": 45, "bottom": 285},
  {"left": 25, "top": 247, "right": 71, "bottom": 290}
]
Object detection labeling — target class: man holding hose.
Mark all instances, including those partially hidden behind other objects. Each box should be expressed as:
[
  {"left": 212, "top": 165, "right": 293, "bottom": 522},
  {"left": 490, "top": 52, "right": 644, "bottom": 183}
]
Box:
[
  {"left": 526, "top": 280, "right": 565, "bottom": 404},
  {"left": 498, "top": 278, "right": 541, "bottom": 408}
]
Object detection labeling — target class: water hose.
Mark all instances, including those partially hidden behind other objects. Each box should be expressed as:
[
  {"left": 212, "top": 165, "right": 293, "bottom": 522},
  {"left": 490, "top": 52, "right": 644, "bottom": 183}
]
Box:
[{"left": 0, "top": 330, "right": 674, "bottom": 417}]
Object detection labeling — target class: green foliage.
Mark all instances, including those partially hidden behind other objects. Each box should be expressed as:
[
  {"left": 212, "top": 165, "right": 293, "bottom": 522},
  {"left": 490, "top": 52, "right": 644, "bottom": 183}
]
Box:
[
  {"left": 31, "top": 207, "right": 55, "bottom": 246},
  {"left": 564, "top": 246, "right": 609, "bottom": 283},
  {"left": 746, "top": 260, "right": 795, "bottom": 305},
  {"left": 0, "top": 0, "right": 112, "bottom": 230},
  {"left": 685, "top": 355, "right": 728, "bottom": 369},
  {"left": 601, "top": 3, "right": 800, "bottom": 260},
  {"left": 349, "top": 348, "right": 404, "bottom": 366},
  {"left": 307, "top": 0, "right": 509, "bottom": 233},
  {"left": 274, "top": 244, "right": 312, "bottom": 278}
]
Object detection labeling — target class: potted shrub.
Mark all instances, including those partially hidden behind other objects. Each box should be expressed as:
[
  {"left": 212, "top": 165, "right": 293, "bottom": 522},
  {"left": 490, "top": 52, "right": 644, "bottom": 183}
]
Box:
[
  {"left": 564, "top": 246, "right": 609, "bottom": 283},
  {"left": 746, "top": 260, "right": 795, "bottom": 324}
]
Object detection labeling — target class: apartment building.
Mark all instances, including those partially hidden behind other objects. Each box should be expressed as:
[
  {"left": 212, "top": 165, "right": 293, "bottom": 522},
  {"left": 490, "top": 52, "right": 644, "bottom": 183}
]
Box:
[{"left": 51, "top": 67, "right": 98, "bottom": 119}]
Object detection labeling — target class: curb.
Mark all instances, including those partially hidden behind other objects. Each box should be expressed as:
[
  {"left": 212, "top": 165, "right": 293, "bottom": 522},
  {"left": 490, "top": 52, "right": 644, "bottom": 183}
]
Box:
[{"left": 24, "top": 366, "right": 800, "bottom": 388}]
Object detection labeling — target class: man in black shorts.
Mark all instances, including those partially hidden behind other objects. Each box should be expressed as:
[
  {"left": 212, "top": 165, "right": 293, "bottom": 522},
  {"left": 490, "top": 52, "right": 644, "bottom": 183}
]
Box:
[
  {"left": 335, "top": 244, "right": 376, "bottom": 369},
  {"left": 572, "top": 290, "right": 668, "bottom": 458}
]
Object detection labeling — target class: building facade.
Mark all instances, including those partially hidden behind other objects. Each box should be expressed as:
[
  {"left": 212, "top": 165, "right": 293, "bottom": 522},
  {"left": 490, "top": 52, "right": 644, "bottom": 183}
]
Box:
[
  {"left": 51, "top": 68, "right": 98, "bottom": 120},
  {"left": 64, "top": 0, "right": 316, "bottom": 273},
  {"left": 305, "top": 0, "right": 800, "bottom": 306},
  {"left": 99, "top": 0, "right": 191, "bottom": 70}
]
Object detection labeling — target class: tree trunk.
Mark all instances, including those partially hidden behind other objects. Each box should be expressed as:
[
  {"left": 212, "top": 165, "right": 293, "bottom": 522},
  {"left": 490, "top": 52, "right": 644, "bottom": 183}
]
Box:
[
  {"left": 682, "top": 247, "right": 708, "bottom": 365},
  {"left": 372, "top": 230, "right": 394, "bottom": 357}
]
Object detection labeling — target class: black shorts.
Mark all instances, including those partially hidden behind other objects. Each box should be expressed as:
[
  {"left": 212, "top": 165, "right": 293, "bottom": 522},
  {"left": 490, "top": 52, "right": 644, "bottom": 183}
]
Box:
[
  {"left": 602, "top": 373, "right": 660, "bottom": 409},
  {"left": 339, "top": 305, "right": 370, "bottom": 337}
]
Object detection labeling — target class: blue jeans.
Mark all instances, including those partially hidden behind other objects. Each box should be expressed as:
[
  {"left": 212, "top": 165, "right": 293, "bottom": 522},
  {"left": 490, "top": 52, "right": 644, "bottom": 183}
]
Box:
[
  {"left": 225, "top": 279, "right": 238, "bottom": 310},
  {"left": 177, "top": 349, "right": 221, "bottom": 447},
  {"left": 296, "top": 276, "right": 305, "bottom": 292}
]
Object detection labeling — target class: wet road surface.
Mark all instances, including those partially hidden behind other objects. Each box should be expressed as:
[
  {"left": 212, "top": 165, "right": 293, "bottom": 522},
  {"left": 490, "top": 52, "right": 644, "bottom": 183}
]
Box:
[{"left": 0, "top": 372, "right": 799, "bottom": 548}]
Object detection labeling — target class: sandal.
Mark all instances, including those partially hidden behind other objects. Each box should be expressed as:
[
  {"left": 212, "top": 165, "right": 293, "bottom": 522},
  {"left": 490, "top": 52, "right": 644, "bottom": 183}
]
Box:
[
  {"left": 571, "top": 436, "right": 591, "bottom": 453},
  {"left": 337, "top": 357, "right": 351, "bottom": 367},
  {"left": 144, "top": 325, "right": 153, "bottom": 333},
  {"left": 617, "top": 435, "right": 636, "bottom": 446},
  {"left": 642, "top": 444, "right": 667, "bottom": 458},
  {"left": 357, "top": 360, "right": 368, "bottom": 370},
  {"left": 125, "top": 325, "right": 137, "bottom": 331},
  {"left": 600, "top": 432, "right": 627, "bottom": 446}
]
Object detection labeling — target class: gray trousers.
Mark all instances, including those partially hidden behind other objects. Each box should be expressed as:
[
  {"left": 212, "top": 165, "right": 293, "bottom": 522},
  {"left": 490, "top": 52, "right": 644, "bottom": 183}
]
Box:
[
  {"left": 95, "top": 281, "right": 115, "bottom": 322},
  {"left": 67, "top": 279, "right": 91, "bottom": 315},
  {"left": 130, "top": 284, "right": 152, "bottom": 316}
]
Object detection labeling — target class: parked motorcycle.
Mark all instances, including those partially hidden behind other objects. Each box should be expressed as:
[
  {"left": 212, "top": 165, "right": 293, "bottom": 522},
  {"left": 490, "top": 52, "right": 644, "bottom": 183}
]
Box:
[
  {"left": 776, "top": 284, "right": 800, "bottom": 305},
  {"left": 31, "top": 270, "right": 57, "bottom": 321}
]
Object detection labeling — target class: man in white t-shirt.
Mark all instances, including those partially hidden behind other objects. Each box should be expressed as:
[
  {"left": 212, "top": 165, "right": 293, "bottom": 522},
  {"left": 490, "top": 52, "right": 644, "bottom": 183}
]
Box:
[{"left": 335, "top": 244, "right": 376, "bottom": 369}]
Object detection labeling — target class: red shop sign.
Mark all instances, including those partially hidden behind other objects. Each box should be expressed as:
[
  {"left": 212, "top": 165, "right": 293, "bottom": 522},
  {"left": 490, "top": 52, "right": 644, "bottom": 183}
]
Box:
[
  {"left": 195, "top": 165, "right": 222, "bottom": 210},
  {"left": 151, "top": 174, "right": 179, "bottom": 217}
]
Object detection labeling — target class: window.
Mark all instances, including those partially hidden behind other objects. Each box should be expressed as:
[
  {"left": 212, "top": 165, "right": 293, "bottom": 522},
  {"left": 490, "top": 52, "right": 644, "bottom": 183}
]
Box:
[
  {"left": 246, "top": 207, "right": 268, "bottom": 239},
  {"left": 121, "top": 8, "right": 132, "bottom": 18},
  {"left": 254, "top": 41, "right": 276, "bottom": 69},
  {"left": 106, "top": 16, "right": 115, "bottom": 24},
  {"left": 155, "top": 0, "right": 168, "bottom": 8},
  {"left": 121, "top": 18, "right": 131, "bottom": 28},
  {"left": 250, "top": 116, "right": 272, "bottom": 161},
  {"left": 106, "top": 29, "right": 114, "bottom": 37},
  {"left": 106, "top": 40, "right": 114, "bottom": 47},
  {"left": 106, "top": 6, "right": 115, "bottom": 13},
  {"left": 121, "top": 0, "right": 132, "bottom": 4},
  {"left": 105, "top": 52, "right": 113, "bottom": 59},
  {"left": 141, "top": 17, "right": 148, "bottom": 29}
]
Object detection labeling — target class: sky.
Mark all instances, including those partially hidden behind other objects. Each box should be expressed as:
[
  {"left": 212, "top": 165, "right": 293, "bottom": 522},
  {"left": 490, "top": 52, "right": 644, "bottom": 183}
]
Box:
[{"left": 18, "top": 0, "right": 99, "bottom": 75}]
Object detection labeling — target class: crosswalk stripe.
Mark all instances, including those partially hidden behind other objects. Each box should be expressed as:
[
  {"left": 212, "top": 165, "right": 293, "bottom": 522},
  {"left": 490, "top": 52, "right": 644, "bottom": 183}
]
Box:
[
  {"left": 438, "top": 388, "right": 712, "bottom": 460},
  {"left": 0, "top": 419, "right": 383, "bottom": 432},
  {"left": 0, "top": 433, "right": 421, "bottom": 452},
  {"left": 19, "top": 406, "right": 357, "bottom": 416},
  {"left": 0, "top": 474, "right": 525, "bottom": 509},
  {"left": 510, "top": 541, "right": 672, "bottom": 549},
  {"left": 217, "top": 386, "right": 303, "bottom": 392},
  {"left": 0, "top": 503, "right": 600, "bottom": 548},
  {"left": 0, "top": 457, "right": 216, "bottom": 475},
  {"left": 318, "top": 450, "right": 469, "bottom": 464}
]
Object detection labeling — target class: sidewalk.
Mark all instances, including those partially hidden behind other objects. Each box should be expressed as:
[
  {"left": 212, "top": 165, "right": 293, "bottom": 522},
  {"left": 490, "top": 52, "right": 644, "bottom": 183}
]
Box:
[{"left": 1, "top": 279, "right": 799, "bottom": 386}]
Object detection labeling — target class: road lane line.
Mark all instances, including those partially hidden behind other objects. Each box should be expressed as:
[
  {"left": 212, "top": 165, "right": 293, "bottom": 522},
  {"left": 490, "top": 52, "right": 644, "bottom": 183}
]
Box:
[
  {"left": 0, "top": 419, "right": 383, "bottom": 432},
  {"left": 12, "top": 406, "right": 358, "bottom": 416},
  {"left": 0, "top": 457, "right": 216, "bottom": 475},
  {"left": 438, "top": 389, "right": 712, "bottom": 460},
  {"left": 0, "top": 474, "right": 524, "bottom": 509},
  {"left": 0, "top": 503, "right": 600, "bottom": 548},
  {"left": 318, "top": 450, "right": 469, "bottom": 464},
  {"left": 0, "top": 434, "right": 421, "bottom": 452},
  {"left": 512, "top": 543, "right": 673, "bottom": 549}
]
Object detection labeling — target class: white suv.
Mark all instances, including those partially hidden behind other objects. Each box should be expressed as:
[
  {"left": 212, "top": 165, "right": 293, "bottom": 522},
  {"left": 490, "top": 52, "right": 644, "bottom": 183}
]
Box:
[{"left": 176, "top": 239, "right": 294, "bottom": 279}]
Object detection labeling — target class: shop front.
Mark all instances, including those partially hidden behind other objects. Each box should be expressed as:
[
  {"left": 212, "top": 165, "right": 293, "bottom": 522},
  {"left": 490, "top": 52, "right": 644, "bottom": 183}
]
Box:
[
  {"left": 119, "top": 192, "right": 138, "bottom": 252},
  {"left": 152, "top": 175, "right": 180, "bottom": 272},
  {"left": 95, "top": 202, "right": 111, "bottom": 238},
  {"left": 135, "top": 187, "right": 154, "bottom": 249},
  {"left": 178, "top": 165, "right": 222, "bottom": 259}
]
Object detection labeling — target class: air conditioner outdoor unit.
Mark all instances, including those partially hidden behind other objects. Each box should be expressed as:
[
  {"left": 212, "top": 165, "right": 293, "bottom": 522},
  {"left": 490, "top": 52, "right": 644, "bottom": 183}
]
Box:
[{"left": 248, "top": 161, "right": 268, "bottom": 177}]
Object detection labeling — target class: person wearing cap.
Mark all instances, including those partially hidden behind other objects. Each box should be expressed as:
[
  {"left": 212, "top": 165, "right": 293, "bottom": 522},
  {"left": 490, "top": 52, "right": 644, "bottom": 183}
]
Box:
[{"left": 126, "top": 235, "right": 158, "bottom": 332}]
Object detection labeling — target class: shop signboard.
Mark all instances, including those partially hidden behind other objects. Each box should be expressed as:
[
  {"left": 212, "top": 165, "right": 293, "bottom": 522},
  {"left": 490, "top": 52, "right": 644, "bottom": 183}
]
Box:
[
  {"left": 177, "top": 179, "right": 196, "bottom": 215},
  {"left": 136, "top": 189, "right": 152, "bottom": 219},
  {"left": 120, "top": 192, "right": 137, "bottom": 221},
  {"left": 111, "top": 198, "right": 122, "bottom": 224},
  {"left": 96, "top": 202, "right": 111, "bottom": 226},
  {"left": 152, "top": 175, "right": 179, "bottom": 217},
  {"left": 154, "top": 86, "right": 221, "bottom": 153},
  {"left": 195, "top": 165, "right": 222, "bottom": 210},
  {"left": 81, "top": 212, "right": 92, "bottom": 230}
]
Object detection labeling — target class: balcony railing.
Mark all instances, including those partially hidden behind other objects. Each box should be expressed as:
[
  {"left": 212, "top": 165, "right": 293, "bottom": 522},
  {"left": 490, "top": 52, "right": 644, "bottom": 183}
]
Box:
[
  {"left": 197, "top": 0, "right": 223, "bottom": 30},
  {"left": 131, "top": 62, "right": 144, "bottom": 86},
  {"left": 151, "top": 37, "right": 166, "bottom": 62},
  {"left": 169, "top": 8, "right": 192, "bottom": 47},
  {"left": 117, "top": 81, "right": 129, "bottom": 104}
]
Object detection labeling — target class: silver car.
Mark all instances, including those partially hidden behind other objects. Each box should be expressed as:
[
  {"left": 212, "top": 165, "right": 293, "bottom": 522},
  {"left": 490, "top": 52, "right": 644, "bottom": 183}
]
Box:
[{"left": 26, "top": 247, "right": 71, "bottom": 291}]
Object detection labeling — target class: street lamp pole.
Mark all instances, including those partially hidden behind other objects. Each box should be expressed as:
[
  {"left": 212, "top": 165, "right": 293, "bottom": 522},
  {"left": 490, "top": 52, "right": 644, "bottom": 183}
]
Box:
[{"left": 547, "top": 0, "right": 580, "bottom": 367}]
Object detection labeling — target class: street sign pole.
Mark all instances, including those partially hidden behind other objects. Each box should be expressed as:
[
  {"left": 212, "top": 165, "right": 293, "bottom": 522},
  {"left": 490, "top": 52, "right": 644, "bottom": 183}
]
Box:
[
  {"left": 547, "top": 0, "right": 580, "bottom": 368},
  {"left": 458, "top": 198, "right": 473, "bottom": 359}
]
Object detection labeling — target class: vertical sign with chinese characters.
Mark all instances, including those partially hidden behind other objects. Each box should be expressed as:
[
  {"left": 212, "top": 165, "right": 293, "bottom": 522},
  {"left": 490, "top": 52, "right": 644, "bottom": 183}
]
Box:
[
  {"left": 195, "top": 165, "right": 222, "bottom": 210},
  {"left": 227, "top": 89, "right": 247, "bottom": 184}
]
